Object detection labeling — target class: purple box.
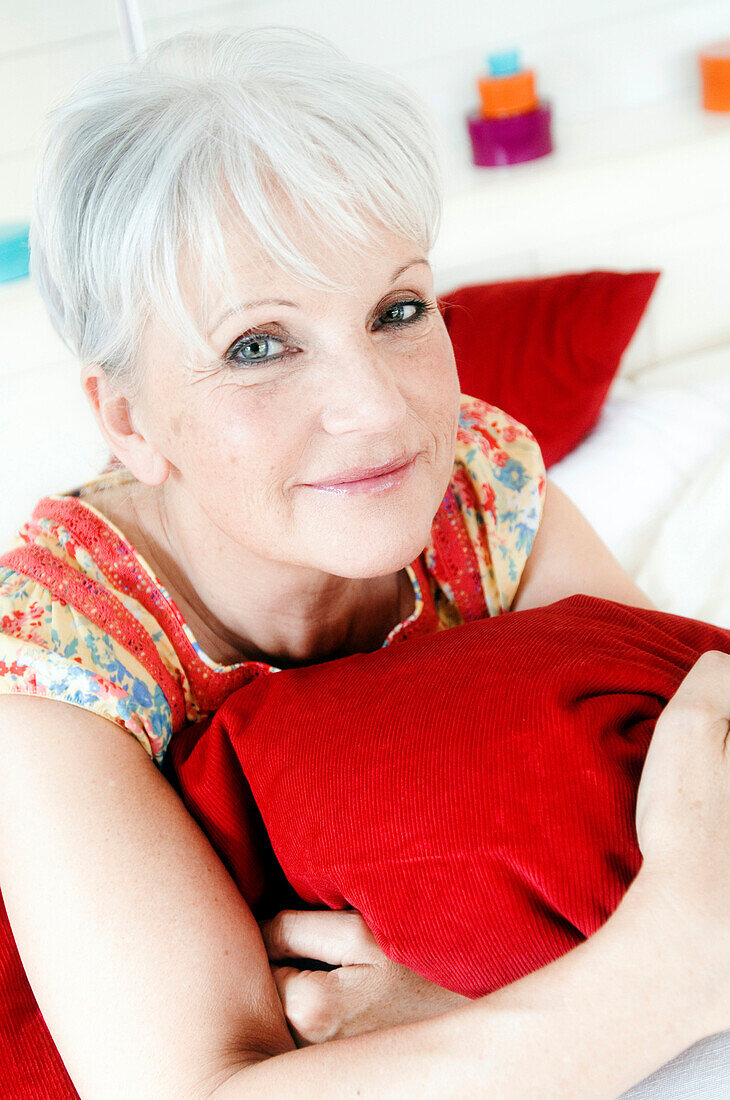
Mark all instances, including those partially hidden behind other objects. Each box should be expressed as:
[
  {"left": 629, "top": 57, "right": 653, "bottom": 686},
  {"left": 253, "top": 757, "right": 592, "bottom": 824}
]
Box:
[{"left": 467, "top": 102, "right": 553, "bottom": 167}]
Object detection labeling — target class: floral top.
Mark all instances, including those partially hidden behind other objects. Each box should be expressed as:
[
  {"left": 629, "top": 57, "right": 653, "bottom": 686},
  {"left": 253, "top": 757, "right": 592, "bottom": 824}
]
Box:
[{"left": 0, "top": 397, "right": 545, "bottom": 764}]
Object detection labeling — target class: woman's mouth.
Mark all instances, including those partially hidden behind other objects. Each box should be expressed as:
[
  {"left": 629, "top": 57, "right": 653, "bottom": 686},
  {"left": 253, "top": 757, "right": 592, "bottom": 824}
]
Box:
[{"left": 304, "top": 455, "right": 417, "bottom": 495}]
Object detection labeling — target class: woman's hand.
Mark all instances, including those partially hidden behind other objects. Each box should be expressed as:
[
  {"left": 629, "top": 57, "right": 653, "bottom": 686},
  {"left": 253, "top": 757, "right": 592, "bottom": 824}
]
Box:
[
  {"left": 260, "top": 909, "right": 469, "bottom": 1046},
  {"left": 636, "top": 649, "right": 730, "bottom": 952}
]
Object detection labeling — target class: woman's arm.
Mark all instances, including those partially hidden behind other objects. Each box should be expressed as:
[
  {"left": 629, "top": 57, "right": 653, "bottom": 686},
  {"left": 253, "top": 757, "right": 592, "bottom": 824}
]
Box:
[
  {"left": 242, "top": 870, "right": 721, "bottom": 1099},
  {"left": 1, "top": 661, "right": 729, "bottom": 1099},
  {"left": 511, "top": 479, "right": 655, "bottom": 612},
  {"left": 0, "top": 695, "right": 296, "bottom": 1097}
]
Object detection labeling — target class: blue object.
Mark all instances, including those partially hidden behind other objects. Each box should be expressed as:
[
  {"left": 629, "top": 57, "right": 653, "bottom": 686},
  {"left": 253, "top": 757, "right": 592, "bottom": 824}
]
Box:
[
  {"left": 0, "top": 223, "right": 31, "bottom": 284},
  {"left": 488, "top": 50, "right": 521, "bottom": 77}
]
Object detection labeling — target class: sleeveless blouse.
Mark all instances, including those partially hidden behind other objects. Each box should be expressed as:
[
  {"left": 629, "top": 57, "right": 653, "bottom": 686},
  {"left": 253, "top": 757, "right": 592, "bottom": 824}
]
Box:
[{"left": 0, "top": 397, "right": 546, "bottom": 763}]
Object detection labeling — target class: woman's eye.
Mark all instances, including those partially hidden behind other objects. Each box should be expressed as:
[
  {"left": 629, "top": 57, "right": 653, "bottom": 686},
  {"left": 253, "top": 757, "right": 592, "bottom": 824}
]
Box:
[
  {"left": 225, "top": 333, "right": 288, "bottom": 365},
  {"left": 381, "top": 300, "right": 423, "bottom": 325}
]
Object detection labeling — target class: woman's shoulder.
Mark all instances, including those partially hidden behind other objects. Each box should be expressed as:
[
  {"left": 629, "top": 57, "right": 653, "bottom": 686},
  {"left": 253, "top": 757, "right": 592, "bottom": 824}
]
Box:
[
  {"left": 424, "top": 396, "right": 547, "bottom": 620},
  {"left": 0, "top": 489, "right": 178, "bottom": 760},
  {"left": 456, "top": 395, "right": 545, "bottom": 471},
  {"left": 0, "top": 479, "right": 253, "bottom": 762},
  {"left": 454, "top": 393, "right": 546, "bottom": 499}
]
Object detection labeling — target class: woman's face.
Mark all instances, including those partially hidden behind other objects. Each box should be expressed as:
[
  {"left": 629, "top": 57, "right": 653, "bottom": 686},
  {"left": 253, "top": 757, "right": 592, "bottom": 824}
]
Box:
[{"left": 134, "top": 222, "right": 461, "bottom": 579}]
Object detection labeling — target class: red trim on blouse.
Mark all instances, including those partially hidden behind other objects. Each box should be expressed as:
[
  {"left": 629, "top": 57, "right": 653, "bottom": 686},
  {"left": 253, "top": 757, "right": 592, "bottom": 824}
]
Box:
[
  {"left": 1, "top": 543, "right": 187, "bottom": 729},
  {"left": 400, "top": 554, "right": 441, "bottom": 640},
  {"left": 28, "top": 497, "right": 271, "bottom": 711},
  {"left": 428, "top": 484, "right": 489, "bottom": 622}
]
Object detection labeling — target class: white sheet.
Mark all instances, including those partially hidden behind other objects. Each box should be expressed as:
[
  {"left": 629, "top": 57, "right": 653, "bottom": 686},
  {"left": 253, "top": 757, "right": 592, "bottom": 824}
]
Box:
[
  {"left": 636, "top": 413, "right": 730, "bottom": 629},
  {"left": 550, "top": 345, "right": 730, "bottom": 626}
]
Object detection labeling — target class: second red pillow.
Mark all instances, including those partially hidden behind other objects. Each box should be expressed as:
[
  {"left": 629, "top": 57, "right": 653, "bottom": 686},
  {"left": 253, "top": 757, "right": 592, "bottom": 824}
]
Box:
[{"left": 439, "top": 270, "right": 659, "bottom": 467}]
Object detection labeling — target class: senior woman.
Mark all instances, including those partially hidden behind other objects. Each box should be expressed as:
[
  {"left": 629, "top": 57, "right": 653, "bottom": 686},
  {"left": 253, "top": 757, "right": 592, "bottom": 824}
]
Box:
[{"left": 1, "top": 27, "right": 730, "bottom": 1099}]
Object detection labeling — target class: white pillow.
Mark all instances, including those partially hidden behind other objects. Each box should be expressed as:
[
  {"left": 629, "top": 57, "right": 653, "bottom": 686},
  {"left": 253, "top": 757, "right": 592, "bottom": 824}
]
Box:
[{"left": 635, "top": 423, "right": 730, "bottom": 629}]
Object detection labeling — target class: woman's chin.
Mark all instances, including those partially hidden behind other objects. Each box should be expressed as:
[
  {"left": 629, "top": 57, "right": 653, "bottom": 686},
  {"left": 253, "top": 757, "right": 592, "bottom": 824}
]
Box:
[
  {"left": 284, "top": 467, "right": 450, "bottom": 578},
  {"left": 309, "top": 524, "right": 434, "bottom": 580}
]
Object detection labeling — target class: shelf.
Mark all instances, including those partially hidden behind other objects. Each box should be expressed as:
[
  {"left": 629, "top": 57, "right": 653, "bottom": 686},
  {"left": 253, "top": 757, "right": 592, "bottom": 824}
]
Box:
[
  {"left": 434, "top": 96, "right": 730, "bottom": 271},
  {"left": 446, "top": 97, "right": 729, "bottom": 191}
]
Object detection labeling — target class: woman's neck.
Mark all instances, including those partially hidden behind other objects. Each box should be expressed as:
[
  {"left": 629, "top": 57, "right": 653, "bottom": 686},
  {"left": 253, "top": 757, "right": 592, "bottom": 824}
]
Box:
[{"left": 84, "top": 476, "right": 414, "bottom": 668}]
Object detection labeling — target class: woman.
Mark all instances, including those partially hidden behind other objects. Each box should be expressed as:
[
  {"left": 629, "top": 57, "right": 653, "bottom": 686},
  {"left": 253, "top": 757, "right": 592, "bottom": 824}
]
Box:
[{"left": 0, "top": 26, "right": 728, "bottom": 1098}]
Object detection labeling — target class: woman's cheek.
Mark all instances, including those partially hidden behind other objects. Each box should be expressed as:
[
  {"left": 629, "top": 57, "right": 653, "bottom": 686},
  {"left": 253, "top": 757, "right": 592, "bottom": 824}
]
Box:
[{"left": 423, "top": 331, "right": 461, "bottom": 415}]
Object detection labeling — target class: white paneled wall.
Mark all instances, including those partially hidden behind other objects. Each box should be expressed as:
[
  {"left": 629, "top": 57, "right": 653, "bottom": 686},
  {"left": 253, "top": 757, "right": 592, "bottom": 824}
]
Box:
[{"left": 2, "top": 0, "right": 730, "bottom": 218}]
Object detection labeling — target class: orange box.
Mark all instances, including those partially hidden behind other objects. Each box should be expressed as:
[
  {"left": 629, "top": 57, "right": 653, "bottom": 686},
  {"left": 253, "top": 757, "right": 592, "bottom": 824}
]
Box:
[
  {"left": 700, "top": 41, "right": 730, "bottom": 112},
  {"left": 478, "top": 70, "right": 537, "bottom": 119}
]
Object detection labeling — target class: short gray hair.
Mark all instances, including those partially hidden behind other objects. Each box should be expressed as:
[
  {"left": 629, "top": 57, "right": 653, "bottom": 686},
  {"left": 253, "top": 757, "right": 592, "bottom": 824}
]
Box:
[{"left": 30, "top": 26, "right": 444, "bottom": 391}]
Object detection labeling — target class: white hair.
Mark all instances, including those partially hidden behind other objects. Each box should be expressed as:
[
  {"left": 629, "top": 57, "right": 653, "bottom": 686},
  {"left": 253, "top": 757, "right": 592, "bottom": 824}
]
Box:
[{"left": 30, "top": 26, "right": 444, "bottom": 391}]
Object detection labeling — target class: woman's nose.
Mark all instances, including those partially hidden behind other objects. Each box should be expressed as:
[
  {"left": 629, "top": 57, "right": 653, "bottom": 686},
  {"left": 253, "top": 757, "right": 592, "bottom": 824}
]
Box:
[{"left": 318, "top": 351, "right": 408, "bottom": 436}]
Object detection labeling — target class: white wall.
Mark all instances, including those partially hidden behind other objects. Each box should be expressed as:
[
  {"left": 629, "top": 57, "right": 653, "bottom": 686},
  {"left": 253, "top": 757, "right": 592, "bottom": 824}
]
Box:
[{"left": 2, "top": 0, "right": 729, "bottom": 218}]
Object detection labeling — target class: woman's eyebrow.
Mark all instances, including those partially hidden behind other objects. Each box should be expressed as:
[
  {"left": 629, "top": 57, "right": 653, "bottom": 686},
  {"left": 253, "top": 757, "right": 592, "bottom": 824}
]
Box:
[
  {"left": 208, "top": 258, "right": 430, "bottom": 337},
  {"left": 208, "top": 298, "right": 297, "bottom": 337},
  {"left": 389, "top": 257, "right": 430, "bottom": 281}
]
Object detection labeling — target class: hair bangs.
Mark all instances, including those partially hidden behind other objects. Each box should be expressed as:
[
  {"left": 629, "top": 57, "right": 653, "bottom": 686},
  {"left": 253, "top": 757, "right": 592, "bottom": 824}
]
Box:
[{"left": 31, "top": 26, "right": 444, "bottom": 389}]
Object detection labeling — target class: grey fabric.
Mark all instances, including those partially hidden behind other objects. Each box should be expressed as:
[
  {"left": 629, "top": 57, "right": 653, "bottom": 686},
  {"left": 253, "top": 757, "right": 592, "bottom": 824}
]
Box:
[{"left": 619, "top": 1032, "right": 730, "bottom": 1098}]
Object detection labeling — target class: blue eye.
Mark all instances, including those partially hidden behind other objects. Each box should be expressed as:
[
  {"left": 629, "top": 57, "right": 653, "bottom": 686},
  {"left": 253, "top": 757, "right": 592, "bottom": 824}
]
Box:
[
  {"left": 225, "top": 333, "right": 288, "bottom": 366},
  {"left": 378, "top": 299, "right": 429, "bottom": 327}
]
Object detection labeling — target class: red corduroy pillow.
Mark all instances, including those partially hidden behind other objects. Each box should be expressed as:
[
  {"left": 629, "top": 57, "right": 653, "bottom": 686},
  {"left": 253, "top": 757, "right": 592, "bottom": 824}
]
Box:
[
  {"left": 1, "top": 597, "right": 728, "bottom": 1097},
  {"left": 169, "top": 596, "right": 730, "bottom": 998},
  {"left": 438, "top": 270, "right": 660, "bottom": 467}
]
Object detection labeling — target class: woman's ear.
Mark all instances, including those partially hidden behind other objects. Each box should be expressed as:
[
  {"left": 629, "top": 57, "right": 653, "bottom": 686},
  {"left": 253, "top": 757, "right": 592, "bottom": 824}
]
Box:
[{"left": 81, "top": 363, "right": 171, "bottom": 486}]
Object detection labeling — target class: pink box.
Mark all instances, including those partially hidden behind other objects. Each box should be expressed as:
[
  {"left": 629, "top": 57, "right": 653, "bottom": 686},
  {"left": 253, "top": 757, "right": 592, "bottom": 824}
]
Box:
[{"left": 467, "top": 102, "right": 553, "bottom": 167}]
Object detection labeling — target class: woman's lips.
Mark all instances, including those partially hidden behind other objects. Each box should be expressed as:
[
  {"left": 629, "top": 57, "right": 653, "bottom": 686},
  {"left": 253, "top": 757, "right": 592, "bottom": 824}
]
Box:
[{"left": 304, "top": 455, "right": 417, "bottom": 495}]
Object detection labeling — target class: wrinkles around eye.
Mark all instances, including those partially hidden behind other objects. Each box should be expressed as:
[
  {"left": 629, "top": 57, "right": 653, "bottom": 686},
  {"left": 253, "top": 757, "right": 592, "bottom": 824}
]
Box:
[
  {"left": 226, "top": 333, "right": 289, "bottom": 366},
  {"left": 221, "top": 295, "right": 436, "bottom": 368}
]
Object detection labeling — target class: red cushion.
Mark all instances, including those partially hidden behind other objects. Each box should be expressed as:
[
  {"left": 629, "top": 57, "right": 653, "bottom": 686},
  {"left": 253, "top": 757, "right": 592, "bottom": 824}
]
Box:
[
  {"left": 169, "top": 596, "right": 730, "bottom": 998},
  {"left": 0, "top": 890, "right": 79, "bottom": 1097},
  {"left": 1, "top": 596, "right": 728, "bottom": 1091},
  {"left": 439, "top": 271, "right": 660, "bottom": 467}
]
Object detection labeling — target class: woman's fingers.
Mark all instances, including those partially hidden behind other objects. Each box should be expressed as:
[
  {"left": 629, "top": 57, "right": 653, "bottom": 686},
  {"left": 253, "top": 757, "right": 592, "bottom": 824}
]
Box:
[
  {"left": 260, "top": 909, "right": 381, "bottom": 967},
  {"left": 263, "top": 910, "right": 469, "bottom": 1047},
  {"left": 262, "top": 911, "right": 468, "bottom": 1046},
  {"left": 271, "top": 962, "right": 390, "bottom": 1047},
  {"left": 271, "top": 959, "right": 469, "bottom": 1047},
  {"left": 650, "top": 650, "right": 730, "bottom": 764},
  {"left": 636, "top": 650, "right": 730, "bottom": 860},
  {"left": 665, "top": 649, "right": 730, "bottom": 745},
  {"left": 635, "top": 650, "right": 730, "bottom": 964},
  {"left": 269, "top": 965, "right": 342, "bottom": 1046}
]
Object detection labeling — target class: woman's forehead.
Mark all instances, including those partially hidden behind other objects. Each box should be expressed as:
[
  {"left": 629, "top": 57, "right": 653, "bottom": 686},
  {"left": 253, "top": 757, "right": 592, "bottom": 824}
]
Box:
[
  {"left": 189, "top": 219, "right": 431, "bottom": 327},
  {"left": 138, "top": 222, "right": 432, "bottom": 379}
]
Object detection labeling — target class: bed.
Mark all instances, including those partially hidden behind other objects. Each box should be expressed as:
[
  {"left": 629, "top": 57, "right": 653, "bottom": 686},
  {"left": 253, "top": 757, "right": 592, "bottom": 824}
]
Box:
[{"left": 553, "top": 341, "right": 730, "bottom": 632}]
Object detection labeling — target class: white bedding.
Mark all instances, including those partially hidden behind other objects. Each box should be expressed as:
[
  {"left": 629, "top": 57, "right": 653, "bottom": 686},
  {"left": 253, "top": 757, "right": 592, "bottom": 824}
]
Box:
[
  {"left": 551, "top": 344, "right": 730, "bottom": 627},
  {"left": 637, "top": 418, "right": 730, "bottom": 628}
]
